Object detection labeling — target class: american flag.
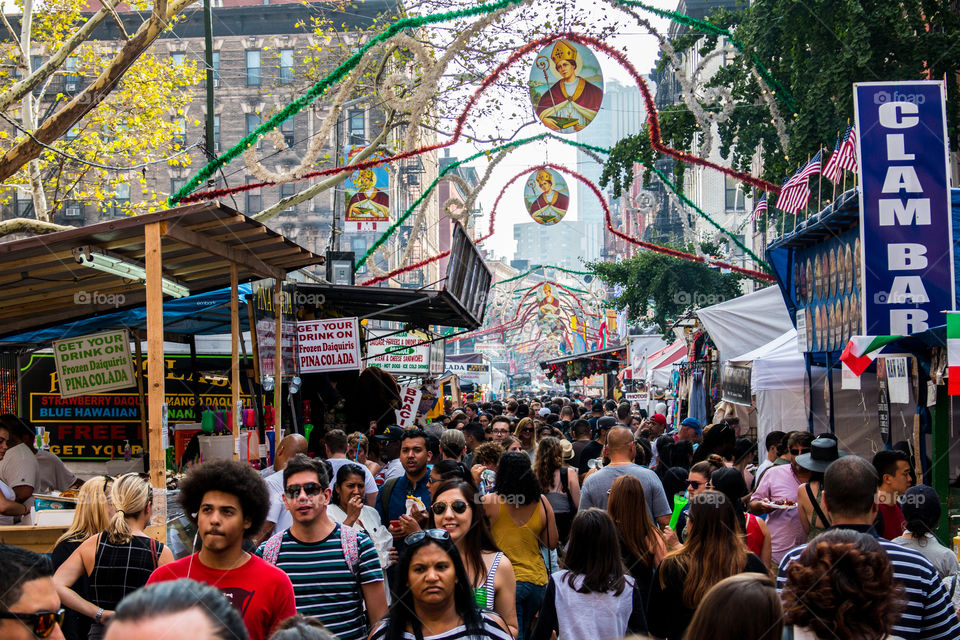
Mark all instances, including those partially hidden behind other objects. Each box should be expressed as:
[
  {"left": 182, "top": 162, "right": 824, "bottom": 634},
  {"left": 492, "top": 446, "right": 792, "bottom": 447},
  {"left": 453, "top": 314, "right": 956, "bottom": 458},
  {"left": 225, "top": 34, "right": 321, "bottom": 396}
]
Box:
[
  {"left": 777, "top": 151, "right": 821, "bottom": 214},
  {"left": 823, "top": 126, "right": 858, "bottom": 184},
  {"left": 751, "top": 195, "right": 767, "bottom": 221}
]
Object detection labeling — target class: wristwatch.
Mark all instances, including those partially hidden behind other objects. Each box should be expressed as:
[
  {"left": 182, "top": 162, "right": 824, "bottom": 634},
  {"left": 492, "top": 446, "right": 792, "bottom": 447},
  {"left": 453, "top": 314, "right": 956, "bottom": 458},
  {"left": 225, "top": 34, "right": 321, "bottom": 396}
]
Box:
[{"left": 95, "top": 608, "right": 104, "bottom": 624}]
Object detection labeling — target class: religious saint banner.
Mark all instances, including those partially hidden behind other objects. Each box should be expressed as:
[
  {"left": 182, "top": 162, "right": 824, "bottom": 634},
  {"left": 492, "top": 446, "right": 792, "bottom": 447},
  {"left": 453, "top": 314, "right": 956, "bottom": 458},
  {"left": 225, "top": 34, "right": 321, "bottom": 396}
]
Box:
[
  {"left": 530, "top": 39, "right": 603, "bottom": 133},
  {"left": 538, "top": 283, "right": 562, "bottom": 333},
  {"left": 344, "top": 148, "right": 390, "bottom": 233},
  {"left": 524, "top": 168, "right": 570, "bottom": 225}
]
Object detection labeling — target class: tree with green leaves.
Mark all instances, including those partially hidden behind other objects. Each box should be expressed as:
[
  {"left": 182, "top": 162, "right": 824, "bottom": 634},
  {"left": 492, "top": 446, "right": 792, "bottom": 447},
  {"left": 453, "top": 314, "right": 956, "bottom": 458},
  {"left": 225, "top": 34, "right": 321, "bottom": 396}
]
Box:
[
  {"left": 602, "top": 0, "right": 960, "bottom": 210},
  {"left": 587, "top": 250, "right": 743, "bottom": 335}
]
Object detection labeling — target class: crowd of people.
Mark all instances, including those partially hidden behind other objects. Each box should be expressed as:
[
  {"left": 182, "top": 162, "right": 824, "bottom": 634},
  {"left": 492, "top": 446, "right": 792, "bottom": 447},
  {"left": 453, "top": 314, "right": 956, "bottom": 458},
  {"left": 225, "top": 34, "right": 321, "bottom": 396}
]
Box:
[{"left": 2, "top": 394, "right": 960, "bottom": 640}]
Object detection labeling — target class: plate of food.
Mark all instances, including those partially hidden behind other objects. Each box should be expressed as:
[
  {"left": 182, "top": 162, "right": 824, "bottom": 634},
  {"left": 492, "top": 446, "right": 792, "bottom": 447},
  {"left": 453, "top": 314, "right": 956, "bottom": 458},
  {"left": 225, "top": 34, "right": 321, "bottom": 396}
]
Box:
[{"left": 761, "top": 498, "right": 797, "bottom": 510}]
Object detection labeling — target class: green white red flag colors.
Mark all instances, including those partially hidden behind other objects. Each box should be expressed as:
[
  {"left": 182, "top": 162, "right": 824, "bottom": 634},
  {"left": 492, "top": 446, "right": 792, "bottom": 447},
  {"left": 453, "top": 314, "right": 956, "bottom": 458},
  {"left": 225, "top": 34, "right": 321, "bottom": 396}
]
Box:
[
  {"left": 947, "top": 313, "right": 960, "bottom": 395},
  {"left": 839, "top": 335, "right": 902, "bottom": 377}
]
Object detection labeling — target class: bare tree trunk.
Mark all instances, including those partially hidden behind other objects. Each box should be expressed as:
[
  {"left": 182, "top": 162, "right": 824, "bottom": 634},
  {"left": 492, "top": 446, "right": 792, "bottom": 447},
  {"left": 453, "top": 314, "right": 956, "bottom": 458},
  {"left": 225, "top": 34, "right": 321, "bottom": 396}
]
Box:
[{"left": 19, "top": 0, "right": 48, "bottom": 221}]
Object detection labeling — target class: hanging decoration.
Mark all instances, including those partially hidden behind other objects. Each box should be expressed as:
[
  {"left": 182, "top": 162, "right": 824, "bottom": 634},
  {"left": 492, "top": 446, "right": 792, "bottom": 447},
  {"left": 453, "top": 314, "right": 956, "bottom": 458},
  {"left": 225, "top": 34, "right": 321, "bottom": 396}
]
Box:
[
  {"left": 538, "top": 283, "right": 563, "bottom": 333},
  {"left": 344, "top": 148, "right": 391, "bottom": 233},
  {"left": 524, "top": 168, "right": 570, "bottom": 225},
  {"left": 541, "top": 347, "right": 628, "bottom": 383},
  {"left": 530, "top": 39, "right": 604, "bottom": 134}
]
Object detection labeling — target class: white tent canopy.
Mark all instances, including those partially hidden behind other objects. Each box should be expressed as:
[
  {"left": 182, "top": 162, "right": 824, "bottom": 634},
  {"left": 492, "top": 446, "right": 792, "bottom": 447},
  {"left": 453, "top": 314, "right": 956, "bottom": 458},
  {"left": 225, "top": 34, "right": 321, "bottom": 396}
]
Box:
[
  {"left": 696, "top": 286, "right": 794, "bottom": 364},
  {"left": 646, "top": 339, "right": 686, "bottom": 387}
]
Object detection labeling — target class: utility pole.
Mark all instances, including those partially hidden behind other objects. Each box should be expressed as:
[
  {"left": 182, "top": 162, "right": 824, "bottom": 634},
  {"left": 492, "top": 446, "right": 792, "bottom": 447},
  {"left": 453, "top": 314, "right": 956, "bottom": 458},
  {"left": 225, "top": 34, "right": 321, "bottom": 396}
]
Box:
[{"left": 203, "top": 0, "right": 215, "bottom": 167}]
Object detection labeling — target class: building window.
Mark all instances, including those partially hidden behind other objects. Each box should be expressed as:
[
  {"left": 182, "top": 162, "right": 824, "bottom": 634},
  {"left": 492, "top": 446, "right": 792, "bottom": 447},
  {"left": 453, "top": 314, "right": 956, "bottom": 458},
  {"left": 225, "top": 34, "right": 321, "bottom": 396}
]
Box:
[
  {"left": 281, "top": 115, "right": 295, "bottom": 147},
  {"left": 16, "top": 189, "right": 31, "bottom": 216},
  {"left": 246, "top": 49, "right": 261, "bottom": 86},
  {"left": 212, "top": 114, "right": 220, "bottom": 152},
  {"left": 725, "top": 175, "right": 745, "bottom": 211},
  {"left": 64, "top": 56, "right": 79, "bottom": 92},
  {"left": 279, "top": 49, "right": 294, "bottom": 84},
  {"left": 66, "top": 124, "right": 80, "bottom": 140},
  {"left": 112, "top": 182, "right": 130, "bottom": 216},
  {"left": 171, "top": 178, "right": 186, "bottom": 196},
  {"left": 246, "top": 113, "right": 261, "bottom": 149},
  {"left": 63, "top": 202, "right": 82, "bottom": 218},
  {"left": 171, "top": 52, "right": 186, "bottom": 67},
  {"left": 348, "top": 109, "right": 364, "bottom": 145},
  {"left": 172, "top": 117, "right": 187, "bottom": 147},
  {"left": 212, "top": 51, "right": 220, "bottom": 88},
  {"left": 280, "top": 181, "right": 297, "bottom": 210},
  {"left": 246, "top": 178, "right": 262, "bottom": 213},
  {"left": 350, "top": 237, "right": 366, "bottom": 274}
]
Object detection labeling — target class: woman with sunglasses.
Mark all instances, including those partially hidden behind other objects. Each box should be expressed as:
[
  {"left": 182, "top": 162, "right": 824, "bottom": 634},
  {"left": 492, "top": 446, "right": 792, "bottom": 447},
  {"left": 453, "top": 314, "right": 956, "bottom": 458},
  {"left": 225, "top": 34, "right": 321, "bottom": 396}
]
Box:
[
  {"left": 51, "top": 476, "right": 114, "bottom": 640},
  {"left": 369, "top": 529, "right": 512, "bottom": 640},
  {"left": 429, "top": 480, "right": 518, "bottom": 638},
  {"left": 54, "top": 473, "right": 174, "bottom": 639},
  {"left": 483, "top": 452, "right": 558, "bottom": 640},
  {"left": 513, "top": 418, "right": 538, "bottom": 459},
  {"left": 675, "top": 454, "right": 726, "bottom": 542},
  {"left": 328, "top": 464, "right": 394, "bottom": 573},
  {"left": 428, "top": 460, "right": 471, "bottom": 499}
]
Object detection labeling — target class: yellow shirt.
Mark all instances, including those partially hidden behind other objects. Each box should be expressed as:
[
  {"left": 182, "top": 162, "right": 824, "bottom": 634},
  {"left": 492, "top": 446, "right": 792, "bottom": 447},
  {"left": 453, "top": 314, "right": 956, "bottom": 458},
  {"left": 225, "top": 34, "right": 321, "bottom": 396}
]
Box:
[{"left": 490, "top": 500, "right": 547, "bottom": 585}]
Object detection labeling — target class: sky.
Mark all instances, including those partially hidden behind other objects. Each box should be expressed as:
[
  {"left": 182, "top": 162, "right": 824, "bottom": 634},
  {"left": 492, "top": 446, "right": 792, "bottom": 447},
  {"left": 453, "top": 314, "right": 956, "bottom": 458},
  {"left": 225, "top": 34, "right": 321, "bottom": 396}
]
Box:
[{"left": 446, "top": 0, "right": 673, "bottom": 262}]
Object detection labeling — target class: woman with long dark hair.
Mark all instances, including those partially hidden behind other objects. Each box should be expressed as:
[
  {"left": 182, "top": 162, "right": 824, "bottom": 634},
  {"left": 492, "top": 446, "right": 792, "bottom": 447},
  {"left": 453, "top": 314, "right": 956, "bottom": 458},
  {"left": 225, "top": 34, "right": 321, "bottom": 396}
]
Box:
[
  {"left": 429, "top": 480, "right": 518, "bottom": 637},
  {"left": 531, "top": 509, "right": 646, "bottom": 640},
  {"left": 646, "top": 491, "right": 767, "bottom": 640},
  {"left": 483, "top": 452, "right": 558, "bottom": 640},
  {"left": 607, "top": 474, "right": 666, "bottom": 605},
  {"left": 711, "top": 467, "right": 771, "bottom": 566},
  {"left": 369, "top": 529, "right": 512, "bottom": 640},
  {"left": 533, "top": 436, "right": 579, "bottom": 544},
  {"left": 684, "top": 574, "right": 783, "bottom": 640},
  {"left": 328, "top": 464, "right": 393, "bottom": 571}
]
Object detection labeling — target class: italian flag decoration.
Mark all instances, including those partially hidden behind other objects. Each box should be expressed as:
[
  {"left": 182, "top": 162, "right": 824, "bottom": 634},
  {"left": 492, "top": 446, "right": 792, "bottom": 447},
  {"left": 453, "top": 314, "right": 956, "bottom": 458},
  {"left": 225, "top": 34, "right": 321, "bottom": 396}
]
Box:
[
  {"left": 948, "top": 313, "right": 960, "bottom": 395},
  {"left": 839, "top": 335, "right": 902, "bottom": 379}
]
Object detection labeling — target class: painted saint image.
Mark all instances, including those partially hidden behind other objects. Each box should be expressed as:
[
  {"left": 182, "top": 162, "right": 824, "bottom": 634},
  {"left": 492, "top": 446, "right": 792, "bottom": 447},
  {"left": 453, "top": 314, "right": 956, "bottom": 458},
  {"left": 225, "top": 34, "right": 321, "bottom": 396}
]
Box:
[
  {"left": 814, "top": 254, "right": 822, "bottom": 299},
  {"left": 804, "top": 307, "right": 813, "bottom": 354},
  {"left": 854, "top": 238, "right": 861, "bottom": 292},
  {"left": 529, "top": 39, "right": 604, "bottom": 133},
  {"left": 805, "top": 259, "right": 813, "bottom": 304},
  {"left": 524, "top": 168, "right": 570, "bottom": 225},
  {"left": 344, "top": 148, "right": 390, "bottom": 233},
  {"left": 538, "top": 283, "right": 562, "bottom": 333}
]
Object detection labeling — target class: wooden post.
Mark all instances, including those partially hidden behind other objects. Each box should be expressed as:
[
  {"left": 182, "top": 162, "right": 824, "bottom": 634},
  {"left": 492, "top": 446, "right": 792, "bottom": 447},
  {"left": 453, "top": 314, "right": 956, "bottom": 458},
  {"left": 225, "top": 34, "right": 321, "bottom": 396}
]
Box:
[
  {"left": 932, "top": 380, "right": 951, "bottom": 545},
  {"left": 144, "top": 221, "right": 166, "bottom": 543},
  {"left": 273, "top": 278, "right": 283, "bottom": 439},
  {"left": 231, "top": 263, "right": 240, "bottom": 460}
]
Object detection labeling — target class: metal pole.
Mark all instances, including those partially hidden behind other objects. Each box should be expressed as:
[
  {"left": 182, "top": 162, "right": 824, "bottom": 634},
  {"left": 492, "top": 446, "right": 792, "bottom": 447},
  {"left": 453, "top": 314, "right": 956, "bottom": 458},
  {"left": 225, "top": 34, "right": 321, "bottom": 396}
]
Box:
[
  {"left": 203, "top": 0, "right": 215, "bottom": 162},
  {"left": 332, "top": 111, "right": 342, "bottom": 251}
]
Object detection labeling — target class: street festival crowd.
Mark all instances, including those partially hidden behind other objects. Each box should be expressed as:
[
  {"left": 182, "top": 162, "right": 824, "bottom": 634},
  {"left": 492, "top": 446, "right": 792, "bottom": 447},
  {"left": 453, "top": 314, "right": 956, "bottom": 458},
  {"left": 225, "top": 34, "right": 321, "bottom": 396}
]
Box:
[{"left": 2, "top": 397, "right": 960, "bottom": 640}]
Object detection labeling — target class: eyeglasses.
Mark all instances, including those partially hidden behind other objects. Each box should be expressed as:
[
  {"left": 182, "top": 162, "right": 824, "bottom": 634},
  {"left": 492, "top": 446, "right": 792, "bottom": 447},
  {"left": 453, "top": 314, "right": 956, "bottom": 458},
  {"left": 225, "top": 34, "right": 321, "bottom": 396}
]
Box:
[
  {"left": 404, "top": 528, "right": 452, "bottom": 545},
  {"left": 686, "top": 479, "right": 708, "bottom": 490},
  {"left": 790, "top": 448, "right": 810, "bottom": 456},
  {"left": 521, "top": 428, "right": 534, "bottom": 434},
  {"left": 431, "top": 499, "right": 468, "bottom": 515},
  {"left": 284, "top": 482, "right": 324, "bottom": 499},
  {"left": 492, "top": 429, "right": 509, "bottom": 435},
  {"left": 0, "top": 609, "right": 65, "bottom": 638}
]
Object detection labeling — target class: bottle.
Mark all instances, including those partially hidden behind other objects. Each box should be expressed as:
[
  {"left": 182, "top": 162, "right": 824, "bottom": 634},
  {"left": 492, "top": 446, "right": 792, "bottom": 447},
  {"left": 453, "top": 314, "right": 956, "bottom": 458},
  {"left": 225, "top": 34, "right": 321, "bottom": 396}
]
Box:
[{"left": 123, "top": 440, "right": 132, "bottom": 462}]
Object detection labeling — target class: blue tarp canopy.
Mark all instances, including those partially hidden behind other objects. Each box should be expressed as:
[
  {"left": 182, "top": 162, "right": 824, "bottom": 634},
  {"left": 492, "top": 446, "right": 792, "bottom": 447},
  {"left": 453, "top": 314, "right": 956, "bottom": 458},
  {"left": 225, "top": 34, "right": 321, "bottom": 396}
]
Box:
[{"left": 0, "top": 284, "right": 252, "bottom": 346}]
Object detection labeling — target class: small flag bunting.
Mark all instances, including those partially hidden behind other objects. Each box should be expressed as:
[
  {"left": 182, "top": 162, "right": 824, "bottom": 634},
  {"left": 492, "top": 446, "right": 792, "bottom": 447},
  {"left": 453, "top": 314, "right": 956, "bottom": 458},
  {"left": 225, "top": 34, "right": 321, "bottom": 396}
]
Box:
[
  {"left": 947, "top": 313, "right": 960, "bottom": 395},
  {"left": 839, "top": 335, "right": 902, "bottom": 377}
]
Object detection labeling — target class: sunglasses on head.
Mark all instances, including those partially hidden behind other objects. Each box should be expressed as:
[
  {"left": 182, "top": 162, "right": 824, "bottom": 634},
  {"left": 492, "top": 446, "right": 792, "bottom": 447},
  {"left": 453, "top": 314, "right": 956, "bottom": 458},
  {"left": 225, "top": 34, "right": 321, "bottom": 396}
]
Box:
[
  {"left": 405, "top": 528, "right": 452, "bottom": 545},
  {"left": 790, "top": 448, "right": 810, "bottom": 456},
  {"left": 0, "top": 609, "right": 65, "bottom": 638},
  {"left": 284, "top": 482, "right": 324, "bottom": 499},
  {"left": 431, "top": 499, "right": 468, "bottom": 515}
]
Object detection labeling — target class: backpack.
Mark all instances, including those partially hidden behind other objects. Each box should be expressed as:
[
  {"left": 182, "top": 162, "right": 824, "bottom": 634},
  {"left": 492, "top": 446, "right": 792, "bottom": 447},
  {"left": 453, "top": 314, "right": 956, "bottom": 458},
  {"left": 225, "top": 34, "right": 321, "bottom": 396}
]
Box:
[
  {"left": 379, "top": 476, "right": 400, "bottom": 523},
  {"left": 262, "top": 524, "right": 361, "bottom": 578}
]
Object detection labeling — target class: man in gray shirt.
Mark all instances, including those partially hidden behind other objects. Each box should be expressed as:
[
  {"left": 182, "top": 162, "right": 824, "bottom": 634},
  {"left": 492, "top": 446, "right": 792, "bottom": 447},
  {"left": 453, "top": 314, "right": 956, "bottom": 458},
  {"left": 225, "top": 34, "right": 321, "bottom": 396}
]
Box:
[{"left": 579, "top": 426, "right": 671, "bottom": 527}]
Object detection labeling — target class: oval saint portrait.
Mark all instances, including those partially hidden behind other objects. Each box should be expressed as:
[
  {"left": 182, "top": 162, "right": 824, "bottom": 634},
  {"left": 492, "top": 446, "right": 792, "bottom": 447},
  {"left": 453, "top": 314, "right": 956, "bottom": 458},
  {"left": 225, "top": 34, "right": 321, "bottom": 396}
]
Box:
[
  {"left": 833, "top": 299, "right": 842, "bottom": 350},
  {"left": 530, "top": 39, "right": 604, "bottom": 133},
  {"left": 805, "top": 259, "right": 813, "bottom": 304},
  {"left": 854, "top": 238, "right": 861, "bottom": 291},
  {"left": 828, "top": 247, "right": 838, "bottom": 299},
  {"left": 815, "top": 305, "right": 825, "bottom": 352},
  {"left": 814, "top": 254, "right": 822, "bottom": 299},
  {"left": 524, "top": 168, "right": 570, "bottom": 225},
  {"left": 844, "top": 243, "right": 853, "bottom": 294},
  {"left": 804, "top": 307, "right": 813, "bottom": 353}
]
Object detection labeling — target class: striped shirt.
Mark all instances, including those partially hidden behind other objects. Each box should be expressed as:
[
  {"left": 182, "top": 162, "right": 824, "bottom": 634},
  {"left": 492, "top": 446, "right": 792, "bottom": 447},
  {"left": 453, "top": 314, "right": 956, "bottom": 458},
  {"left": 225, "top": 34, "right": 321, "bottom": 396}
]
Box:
[
  {"left": 256, "top": 524, "right": 383, "bottom": 640},
  {"left": 370, "top": 613, "right": 513, "bottom": 640},
  {"left": 777, "top": 525, "right": 960, "bottom": 640}
]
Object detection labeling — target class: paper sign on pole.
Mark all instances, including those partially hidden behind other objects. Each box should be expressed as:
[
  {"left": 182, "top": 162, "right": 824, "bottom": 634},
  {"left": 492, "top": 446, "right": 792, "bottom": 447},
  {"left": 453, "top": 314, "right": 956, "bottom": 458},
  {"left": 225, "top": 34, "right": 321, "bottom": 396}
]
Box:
[
  {"left": 396, "top": 387, "right": 422, "bottom": 427},
  {"left": 886, "top": 356, "right": 910, "bottom": 404},
  {"left": 297, "top": 318, "right": 361, "bottom": 373},
  {"left": 52, "top": 329, "right": 136, "bottom": 398}
]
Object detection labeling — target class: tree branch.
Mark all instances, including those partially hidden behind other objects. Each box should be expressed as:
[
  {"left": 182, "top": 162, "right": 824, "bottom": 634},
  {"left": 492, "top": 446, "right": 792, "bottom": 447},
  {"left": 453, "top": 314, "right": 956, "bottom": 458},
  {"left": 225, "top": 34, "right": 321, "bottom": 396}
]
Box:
[
  {"left": 0, "top": 217, "right": 72, "bottom": 238},
  {"left": 0, "top": 0, "right": 196, "bottom": 183}
]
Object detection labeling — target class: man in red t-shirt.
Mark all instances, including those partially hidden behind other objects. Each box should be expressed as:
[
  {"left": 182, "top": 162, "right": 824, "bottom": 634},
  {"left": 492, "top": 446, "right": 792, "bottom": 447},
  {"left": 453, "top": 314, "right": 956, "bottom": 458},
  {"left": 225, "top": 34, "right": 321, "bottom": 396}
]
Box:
[
  {"left": 148, "top": 460, "right": 296, "bottom": 640},
  {"left": 872, "top": 449, "right": 911, "bottom": 540}
]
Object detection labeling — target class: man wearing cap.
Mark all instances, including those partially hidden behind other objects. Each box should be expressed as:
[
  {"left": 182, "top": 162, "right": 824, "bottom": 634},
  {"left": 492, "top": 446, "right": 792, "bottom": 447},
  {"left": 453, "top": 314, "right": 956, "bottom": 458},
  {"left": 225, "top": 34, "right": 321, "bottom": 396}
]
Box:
[
  {"left": 374, "top": 426, "right": 405, "bottom": 483},
  {"left": 750, "top": 431, "right": 813, "bottom": 564},
  {"left": 675, "top": 417, "right": 702, "bottom": 445},
  {"left": 892, "top": 484, "right": 959, "bottom": 579},
  {"left": 795, "top": 437, "right": 846, "bottom": 540},
  {"left": 578, "top": 416, "right": 616, "bottom": 478}
]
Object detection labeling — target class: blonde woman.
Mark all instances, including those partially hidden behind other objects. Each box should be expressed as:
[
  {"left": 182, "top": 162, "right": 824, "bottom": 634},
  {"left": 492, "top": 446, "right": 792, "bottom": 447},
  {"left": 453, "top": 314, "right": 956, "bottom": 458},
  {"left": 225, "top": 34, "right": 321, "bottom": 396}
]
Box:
[
  {"left": 51, "top": 476, "right": 114, "bottom": 640},
  {"left": 54, "top": 473, "right": 173, "bottom": 639},
  {"left": 347, "top": 431, "right": 381, "bottom": 477},
  {"left": 514, "top": 417, "right": 538, "bottom": 459}
]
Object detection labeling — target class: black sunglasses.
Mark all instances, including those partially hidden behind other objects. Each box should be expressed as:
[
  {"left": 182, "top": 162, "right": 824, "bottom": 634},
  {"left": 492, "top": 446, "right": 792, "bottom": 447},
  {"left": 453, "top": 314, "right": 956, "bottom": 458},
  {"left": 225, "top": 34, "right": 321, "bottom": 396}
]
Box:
[
  {"left": 686, "top": 479, "right": 708, "bottom": 490},
  {"left": 521, "top": 428, "right": 534, "bottom": 433},
  {"left": 405, "top": 528, "right": 452, "bottom": 545},
  {"left": 790, "top": 448, "right": 810, "bottom": 456},
  {"left": 431, "top": 499, "right": 469, "bottom": 515},
  {"left": 101, "top": 474, "right": 113, "bottom": 500},
  {"left": 284, "top": 482, "right": 324, "bottom": 499},
  {"left": 0, "top": 609, "right": 65, "bottom": 638}
]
